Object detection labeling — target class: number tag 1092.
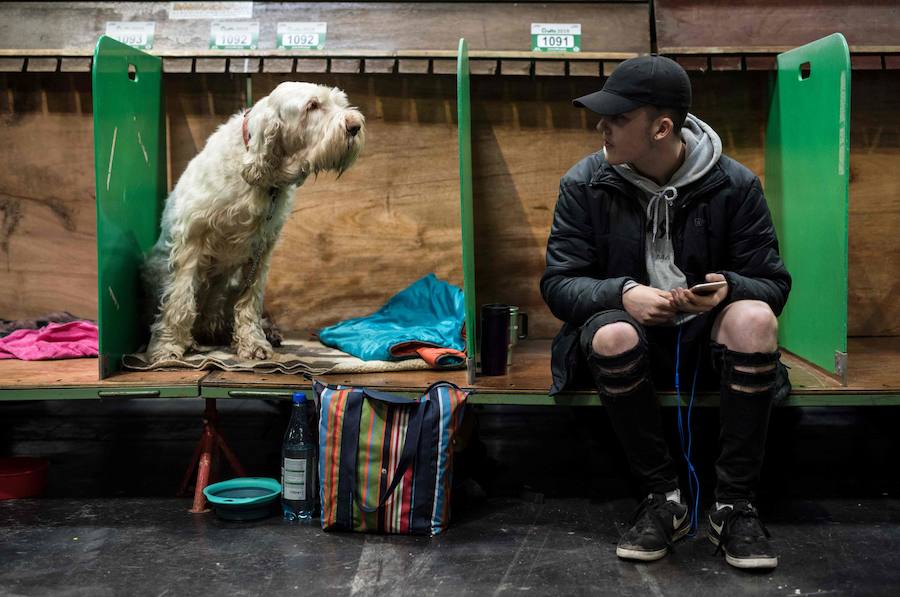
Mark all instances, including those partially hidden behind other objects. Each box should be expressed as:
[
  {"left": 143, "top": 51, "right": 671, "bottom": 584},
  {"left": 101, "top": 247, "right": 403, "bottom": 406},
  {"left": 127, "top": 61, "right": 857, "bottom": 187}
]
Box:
[
  {"left": 277, "top": 22, "right": 327, "bottom": 50},
  {"left": 209, "top": 21, "right": 259, "bottom": 50}
]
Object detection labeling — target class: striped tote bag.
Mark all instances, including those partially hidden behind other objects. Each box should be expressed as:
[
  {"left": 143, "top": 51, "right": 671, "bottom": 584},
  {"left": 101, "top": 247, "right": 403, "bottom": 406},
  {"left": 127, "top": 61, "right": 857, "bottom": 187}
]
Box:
[{"left": 313, "top": 380, "right": 469, "bottom": 535}]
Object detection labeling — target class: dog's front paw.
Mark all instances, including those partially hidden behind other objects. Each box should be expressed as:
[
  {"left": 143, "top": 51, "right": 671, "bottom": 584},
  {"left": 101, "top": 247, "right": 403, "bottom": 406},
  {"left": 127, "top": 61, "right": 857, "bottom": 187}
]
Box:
[
  {"left": 147, "top": 341, "right": 187, "bottom": 363},
  {"left": 235, "top": 337, "right": 274, "bottom": 361}
]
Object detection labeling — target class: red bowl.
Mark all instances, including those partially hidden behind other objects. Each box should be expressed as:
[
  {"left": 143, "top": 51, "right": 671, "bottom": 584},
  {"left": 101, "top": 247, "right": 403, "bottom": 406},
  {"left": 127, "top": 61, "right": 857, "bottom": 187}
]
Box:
[{"left": 0, "top": 457, "right": 49, "bottom": 499}]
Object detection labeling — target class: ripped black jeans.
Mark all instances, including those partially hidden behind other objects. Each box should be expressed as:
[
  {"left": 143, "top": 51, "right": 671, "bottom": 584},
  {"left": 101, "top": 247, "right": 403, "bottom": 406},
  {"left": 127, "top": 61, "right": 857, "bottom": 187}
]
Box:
[{"left": 579, "top": 309, "right": 787, "bottom": 502}]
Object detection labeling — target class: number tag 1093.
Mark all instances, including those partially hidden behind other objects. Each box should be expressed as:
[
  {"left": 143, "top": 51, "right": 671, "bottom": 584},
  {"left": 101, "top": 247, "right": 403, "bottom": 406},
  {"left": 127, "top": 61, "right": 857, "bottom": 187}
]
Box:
[{"left": 105, "top": 22, "right": 155, "bottom": 50}]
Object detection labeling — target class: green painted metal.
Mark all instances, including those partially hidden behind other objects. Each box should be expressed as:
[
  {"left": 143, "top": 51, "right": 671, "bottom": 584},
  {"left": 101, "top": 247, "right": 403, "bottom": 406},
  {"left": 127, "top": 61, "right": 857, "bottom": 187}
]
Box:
[
  {"left": 457, "top": 38, "right": 477, "bottom": 384},
  {"left": 0, "top": 385, "right": 200, "bottom": 401},
  {"left": 5, "top": 381, "right": 898, "bottom": 404},
  {"left": 197, "top": 385, "right": 900, "bottom": 407},
  {"left": 765, "top": 34, "right": 850, "bottom": 379},
  {"left": 466, "top": 392, "right": 900, "bottom": 407},
  {"left": 92, "top": 36, "right": 166, "bottom": 379}
]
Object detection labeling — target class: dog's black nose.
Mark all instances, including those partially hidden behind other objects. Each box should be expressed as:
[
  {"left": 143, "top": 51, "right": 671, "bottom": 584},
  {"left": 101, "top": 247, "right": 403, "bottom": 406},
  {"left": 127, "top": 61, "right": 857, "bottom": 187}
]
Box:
[{"left": 347, "top": 124, "right": 361, "bottom": 137}]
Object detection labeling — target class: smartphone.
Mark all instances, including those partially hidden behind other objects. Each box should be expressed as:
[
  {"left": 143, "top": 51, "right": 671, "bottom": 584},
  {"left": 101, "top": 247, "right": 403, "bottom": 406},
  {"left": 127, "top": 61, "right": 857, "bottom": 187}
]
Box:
[{"left": 689, "top": 280, "right": 727, "bottom": 295}]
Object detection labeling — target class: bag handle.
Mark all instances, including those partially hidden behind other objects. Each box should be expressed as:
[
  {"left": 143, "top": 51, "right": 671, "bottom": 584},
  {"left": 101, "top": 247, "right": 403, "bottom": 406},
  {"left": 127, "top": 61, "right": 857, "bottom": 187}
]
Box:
[
  {"left": 348, "top": 382, "right": 461, "bottom": 514},
  {"left": 361, "top": 380, "right": 462, "bottom": 405},
  {"left": 361, "top": 388, "right": 418, "bottom": 404},
  {"left": 350, "top": 395, "right": 428, "bottom": 514}
]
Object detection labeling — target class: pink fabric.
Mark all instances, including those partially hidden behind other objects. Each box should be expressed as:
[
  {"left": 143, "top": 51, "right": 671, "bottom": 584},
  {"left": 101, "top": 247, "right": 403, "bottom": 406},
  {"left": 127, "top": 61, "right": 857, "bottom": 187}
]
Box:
[{"left": 0, "top": 321, "right": 98, "bottom": 360}]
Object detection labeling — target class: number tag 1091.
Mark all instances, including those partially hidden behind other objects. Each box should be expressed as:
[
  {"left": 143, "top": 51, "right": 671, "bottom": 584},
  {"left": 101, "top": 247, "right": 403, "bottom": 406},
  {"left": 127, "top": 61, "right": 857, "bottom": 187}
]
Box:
[{"left": 531, "top": 23, "right": 581, "bottom": 53}]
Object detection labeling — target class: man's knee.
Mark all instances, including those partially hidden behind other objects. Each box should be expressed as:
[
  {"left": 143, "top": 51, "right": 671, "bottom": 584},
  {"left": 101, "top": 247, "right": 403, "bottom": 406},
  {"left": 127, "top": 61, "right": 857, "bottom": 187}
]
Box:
[
  {"left": 592, "top": 321, "right": 640, "bottom": 356},
  {"left": 584, "top": 322, "right": 647, "bottom": 397},
  {"left": 714, "top": 300, "right": 778, "bottom": 354}
]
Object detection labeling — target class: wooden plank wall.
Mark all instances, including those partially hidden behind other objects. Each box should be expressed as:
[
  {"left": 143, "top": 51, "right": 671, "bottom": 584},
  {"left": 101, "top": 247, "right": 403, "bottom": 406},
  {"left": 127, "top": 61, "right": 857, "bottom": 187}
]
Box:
[
  {"left": 247, "top": 74, "right": 464, "bottom": 334},
  {"left": 0, "top": 73, "right": 97, "bottom": 321},
  {"left": 472, "top": 70, "right": 900, "bottom": 339},
  {"left": 5, "top": 71, "right": 465, "bottom": 335},
  {"left": 0, "top": 2, "right": 649, "bottom": 54},
  {"left": 655, "top": 0, "right": 900, "bottom": 51},
  {"left": 470, "top": 73, "right": 771, "bottom": 340},
  {"left": 845, "top": 71, "right": 900, "bottom": 336},
  {"left": 0, "top": 76, "right": 897, "bottom": 336}
]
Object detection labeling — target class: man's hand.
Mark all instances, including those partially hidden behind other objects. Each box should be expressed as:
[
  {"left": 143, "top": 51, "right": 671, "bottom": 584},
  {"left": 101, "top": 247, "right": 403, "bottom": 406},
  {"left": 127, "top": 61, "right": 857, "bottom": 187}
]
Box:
[
  {"left": 623, "top": 284, "right": 677, "bottom": 325},
  {"left": 671, "top": 273, "right": 728, "bottom": 314}
]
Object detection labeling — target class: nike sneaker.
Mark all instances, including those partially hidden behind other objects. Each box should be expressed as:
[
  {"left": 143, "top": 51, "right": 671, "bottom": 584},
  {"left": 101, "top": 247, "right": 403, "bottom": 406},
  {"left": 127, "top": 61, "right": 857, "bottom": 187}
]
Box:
[
  {"left": 708, "top": 500, "right": 778, "bottom": 569},
  {"left": 616, "top": 493, "right": 690, "bottom": 561}
]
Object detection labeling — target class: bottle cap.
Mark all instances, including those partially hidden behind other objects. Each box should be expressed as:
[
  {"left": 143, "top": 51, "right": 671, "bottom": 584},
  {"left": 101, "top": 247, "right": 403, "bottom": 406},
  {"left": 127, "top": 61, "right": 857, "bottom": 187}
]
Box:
[{"left": 292, "top": 391, "right": 307, "bottom": 404}]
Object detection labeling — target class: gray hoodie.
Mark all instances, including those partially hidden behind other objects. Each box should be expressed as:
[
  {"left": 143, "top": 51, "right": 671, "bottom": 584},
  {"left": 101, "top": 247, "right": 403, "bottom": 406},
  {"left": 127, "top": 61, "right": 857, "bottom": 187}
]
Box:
[{"left": 610, "top": 113, "right": 723, "bottom": 324}]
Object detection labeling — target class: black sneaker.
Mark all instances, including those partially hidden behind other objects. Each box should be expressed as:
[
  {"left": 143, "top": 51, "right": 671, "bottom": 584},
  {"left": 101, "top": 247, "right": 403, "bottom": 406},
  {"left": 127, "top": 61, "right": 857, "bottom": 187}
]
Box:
[
  {"left": 708, "top": 501, "right": 778, "bottom": 569},
  {"left": 616, "top": 493, "right": 690, "bottom": 561}
]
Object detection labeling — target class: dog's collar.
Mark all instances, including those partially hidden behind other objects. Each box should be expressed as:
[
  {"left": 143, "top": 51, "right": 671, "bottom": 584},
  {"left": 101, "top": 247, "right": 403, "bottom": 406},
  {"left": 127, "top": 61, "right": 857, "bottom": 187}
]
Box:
[{"left": 241, "top": 108, "right": 251, "bottom": 150}]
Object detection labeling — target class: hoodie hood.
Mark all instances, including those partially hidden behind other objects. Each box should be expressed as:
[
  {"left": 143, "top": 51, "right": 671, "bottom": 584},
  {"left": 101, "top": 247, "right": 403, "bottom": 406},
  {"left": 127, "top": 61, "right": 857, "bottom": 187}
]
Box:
[
  {"left": 608, "top": 113, "right": 722, "bottom": 245},
  {"left": 611, "top": 113, "right": 723, "bottom": 220}
]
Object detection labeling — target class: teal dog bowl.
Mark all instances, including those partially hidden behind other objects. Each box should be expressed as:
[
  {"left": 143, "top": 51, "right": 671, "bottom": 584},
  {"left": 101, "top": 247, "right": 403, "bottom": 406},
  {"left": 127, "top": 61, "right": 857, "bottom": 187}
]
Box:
[{"left": 203, "top": 477, "right": 282, "bottom": 521}]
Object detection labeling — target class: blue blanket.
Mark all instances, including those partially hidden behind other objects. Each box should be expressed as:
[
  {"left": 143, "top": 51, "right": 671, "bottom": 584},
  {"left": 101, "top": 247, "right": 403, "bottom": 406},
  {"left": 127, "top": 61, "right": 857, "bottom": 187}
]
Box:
[{"left": 318, "top": 274, "right": 465, "bottom": 362}]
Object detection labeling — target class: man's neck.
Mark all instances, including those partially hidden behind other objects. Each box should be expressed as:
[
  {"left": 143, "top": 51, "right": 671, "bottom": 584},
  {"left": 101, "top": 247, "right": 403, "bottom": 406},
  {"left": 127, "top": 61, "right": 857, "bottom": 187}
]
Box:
[{"left": 630, "top": 138, "right": 686, "bottom": 186}]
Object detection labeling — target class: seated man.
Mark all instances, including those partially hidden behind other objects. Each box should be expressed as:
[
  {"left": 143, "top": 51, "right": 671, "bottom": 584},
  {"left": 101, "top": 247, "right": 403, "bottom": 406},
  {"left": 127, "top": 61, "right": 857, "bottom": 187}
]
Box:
[{"left": 540, "top": 55, "right": 791, "bottom": 570}]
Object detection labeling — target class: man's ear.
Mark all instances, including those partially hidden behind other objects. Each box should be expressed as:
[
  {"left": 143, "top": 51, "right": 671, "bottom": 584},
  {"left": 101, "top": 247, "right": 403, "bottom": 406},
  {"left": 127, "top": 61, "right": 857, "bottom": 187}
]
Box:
[
  {"left": 653, "top": 115, "right": 674, "bottom": 141},
  {"left": 241, "top": 98, "right": 284, "bottom": 186}
]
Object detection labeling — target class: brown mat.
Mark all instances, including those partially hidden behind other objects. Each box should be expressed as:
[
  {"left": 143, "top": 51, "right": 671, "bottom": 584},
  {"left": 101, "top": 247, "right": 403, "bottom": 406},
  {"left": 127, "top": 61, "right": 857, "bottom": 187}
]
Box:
[{"left": 122, "top": 338, "right": 432, "bottom": 376}]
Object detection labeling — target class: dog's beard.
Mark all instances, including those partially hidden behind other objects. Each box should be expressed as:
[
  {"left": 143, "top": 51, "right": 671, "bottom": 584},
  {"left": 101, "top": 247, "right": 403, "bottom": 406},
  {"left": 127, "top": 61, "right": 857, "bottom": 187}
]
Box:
[{"left": 295, "top": 132, "right": 363, "bottom": 181}]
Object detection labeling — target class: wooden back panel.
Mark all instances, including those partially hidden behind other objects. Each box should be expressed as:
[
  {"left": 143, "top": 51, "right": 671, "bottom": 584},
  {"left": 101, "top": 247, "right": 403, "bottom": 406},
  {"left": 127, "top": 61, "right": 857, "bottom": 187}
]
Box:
[
  {"left": 0, "top": 2, "right": 649, "bottom": 54},
  {"left": 0, "top": 70, "right": 897, "bottom": 337},
  {"left": 471, "top": 70, "right": 900, "bottom": 338},
  {"left": 655, "top": 0, "right": 900, "bottom": 52},
  {"left": 0, "top": 73, "right": 98, "bottom": 321},
  {"left": 166, "top": 73, "right": 463, "bottom": 335}
]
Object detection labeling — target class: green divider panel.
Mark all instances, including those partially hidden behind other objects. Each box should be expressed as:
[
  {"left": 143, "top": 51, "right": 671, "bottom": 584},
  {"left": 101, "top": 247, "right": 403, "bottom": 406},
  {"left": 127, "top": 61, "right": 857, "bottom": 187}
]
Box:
[
  {"left": 92, "top": 36, "right": 166, "bottom": 378},
  {"left": 457, "top": 38, "right": 477, "bottom": 384},
  {"left": 765, "top": 33, "right": 850, "bottom": 381}
]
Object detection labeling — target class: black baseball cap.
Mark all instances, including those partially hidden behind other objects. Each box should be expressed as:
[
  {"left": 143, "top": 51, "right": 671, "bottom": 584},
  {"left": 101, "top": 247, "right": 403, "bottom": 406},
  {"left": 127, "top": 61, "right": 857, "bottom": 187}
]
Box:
[{"left": 573, "top": 55, "right": 691, "bottom": 116}]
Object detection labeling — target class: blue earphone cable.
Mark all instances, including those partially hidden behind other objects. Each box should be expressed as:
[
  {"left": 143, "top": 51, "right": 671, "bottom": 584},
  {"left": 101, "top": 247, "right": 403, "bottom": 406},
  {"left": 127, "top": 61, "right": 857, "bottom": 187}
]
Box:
[{"left": 675, "top": 324, "right": 702, "bottom": 535}]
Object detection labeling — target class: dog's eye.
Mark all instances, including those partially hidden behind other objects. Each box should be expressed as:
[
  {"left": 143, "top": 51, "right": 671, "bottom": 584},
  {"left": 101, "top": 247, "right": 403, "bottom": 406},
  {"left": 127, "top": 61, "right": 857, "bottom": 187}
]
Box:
[{"left": 306, "top": 99, "right": 320, "bottom": 112}]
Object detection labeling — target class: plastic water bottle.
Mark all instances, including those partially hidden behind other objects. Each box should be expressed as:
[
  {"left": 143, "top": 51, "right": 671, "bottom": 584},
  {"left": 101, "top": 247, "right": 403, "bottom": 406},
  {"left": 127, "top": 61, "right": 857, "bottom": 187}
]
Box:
[{"left": 281, "top": 391, "right": 317, "bottom": 522}]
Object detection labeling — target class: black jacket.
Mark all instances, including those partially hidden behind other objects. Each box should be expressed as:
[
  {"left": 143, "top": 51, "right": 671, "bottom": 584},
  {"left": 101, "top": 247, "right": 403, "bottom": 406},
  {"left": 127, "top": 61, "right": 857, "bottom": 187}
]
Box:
[{"left": 540, "top": 151, "right": 792, "bottom": 395}]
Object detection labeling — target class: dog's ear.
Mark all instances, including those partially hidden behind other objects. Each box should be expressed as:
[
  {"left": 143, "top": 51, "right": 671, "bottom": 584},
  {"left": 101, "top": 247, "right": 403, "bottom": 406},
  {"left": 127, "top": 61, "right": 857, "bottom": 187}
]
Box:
[{"left": 241, "top": 98, "right": 284, "bottom": 187}]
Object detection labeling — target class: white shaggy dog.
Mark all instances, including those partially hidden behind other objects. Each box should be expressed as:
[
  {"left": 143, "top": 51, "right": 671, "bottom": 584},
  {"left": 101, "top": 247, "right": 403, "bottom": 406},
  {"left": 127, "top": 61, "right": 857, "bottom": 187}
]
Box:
[{"left": 143, "top": 81, "right": 365, "bottom": 362}]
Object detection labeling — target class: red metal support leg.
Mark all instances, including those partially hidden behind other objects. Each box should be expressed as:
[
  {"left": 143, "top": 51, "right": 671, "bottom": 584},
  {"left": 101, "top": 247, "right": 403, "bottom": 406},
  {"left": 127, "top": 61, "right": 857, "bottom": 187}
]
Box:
[
  {"left": 179, "top": 398, "right": 246, "bottom": 514},
  {"left": 177, "top": 427, "right": 205, "bottom": 497},
  {"left": 216, "top": 433, "right": 248, "bottom": 478},
  {"left": 190, "top": 421, "right": 214, "bottom": 513}
]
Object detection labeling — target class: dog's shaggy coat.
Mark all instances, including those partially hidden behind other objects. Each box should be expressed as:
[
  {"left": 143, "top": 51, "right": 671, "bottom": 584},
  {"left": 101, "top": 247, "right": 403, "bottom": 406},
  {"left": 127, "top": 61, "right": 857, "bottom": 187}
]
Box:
[{"left": 144, "top": 82, "right": 365, "bottom": 362}]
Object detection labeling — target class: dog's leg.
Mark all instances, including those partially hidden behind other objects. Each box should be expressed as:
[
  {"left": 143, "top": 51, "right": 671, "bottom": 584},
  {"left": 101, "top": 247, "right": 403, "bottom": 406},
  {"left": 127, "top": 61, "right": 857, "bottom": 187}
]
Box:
[
  {"left": 232, "top": 241, "right": 277, "bottom": 360},
  {"left": 147, "top": 248, "right": 201, "bottom": 361},
  {"left": 261, "top": 310, "right": 283, "bottom": 347},
  {"left": 193, "top": 272, "right": 236, "bottom": 346}
]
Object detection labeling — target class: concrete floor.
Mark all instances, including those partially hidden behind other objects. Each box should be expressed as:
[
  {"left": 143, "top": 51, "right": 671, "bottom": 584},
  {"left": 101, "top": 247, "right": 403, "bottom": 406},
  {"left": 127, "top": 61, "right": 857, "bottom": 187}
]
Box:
[{"left": 1, "top": 399, "right": 899, "bottom": 596}]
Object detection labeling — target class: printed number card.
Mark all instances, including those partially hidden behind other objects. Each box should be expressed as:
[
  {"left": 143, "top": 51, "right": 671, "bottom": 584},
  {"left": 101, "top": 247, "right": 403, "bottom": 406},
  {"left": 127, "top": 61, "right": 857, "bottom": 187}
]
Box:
[
  {"left": 105, "top": 22, "right": 155, "bottom": 50},
  {"left": 209, "top": 21, "right": 259, "bottom": 50},
  {"left": 277, "top": 22, "right": 327, "bottom": 50},
  {"left": 531, "top": 23, "right": 581, "bottom": 53},
  {"left": 168, "top": 2, "right": 253, "bottom": 20}
]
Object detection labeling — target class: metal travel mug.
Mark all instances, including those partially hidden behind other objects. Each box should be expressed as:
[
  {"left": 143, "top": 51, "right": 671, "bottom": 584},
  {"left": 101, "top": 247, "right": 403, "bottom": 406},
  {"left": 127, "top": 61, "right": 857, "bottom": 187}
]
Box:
[
  {"left": 480, "top": 303, "right": 510, "bottom": 376},
  {"left": 507, "top": 306, "right": 529, "bottom": 366}
]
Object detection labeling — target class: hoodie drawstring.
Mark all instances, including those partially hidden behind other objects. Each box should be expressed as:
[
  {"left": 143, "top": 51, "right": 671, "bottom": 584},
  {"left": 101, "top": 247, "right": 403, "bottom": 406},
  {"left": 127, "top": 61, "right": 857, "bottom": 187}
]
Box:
[{"left": 646, "top": 186, "right": 679, "bottom": 243}]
